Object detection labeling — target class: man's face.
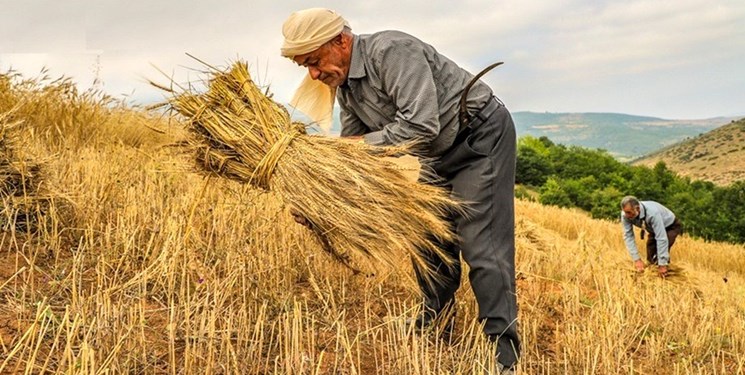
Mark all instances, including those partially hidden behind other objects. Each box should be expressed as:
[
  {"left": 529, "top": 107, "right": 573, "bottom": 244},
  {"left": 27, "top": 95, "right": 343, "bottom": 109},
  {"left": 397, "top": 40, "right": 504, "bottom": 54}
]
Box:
[
  {"left": 622, "top": 204, "right": 639, "bottom": 219},
  {"left": 292, "top": 35, "right": 350, "bottom": 88}
]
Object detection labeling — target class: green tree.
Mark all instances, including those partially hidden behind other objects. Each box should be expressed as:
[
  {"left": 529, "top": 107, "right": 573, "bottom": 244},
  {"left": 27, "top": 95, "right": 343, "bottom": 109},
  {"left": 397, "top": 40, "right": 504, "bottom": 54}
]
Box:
[
  {"left": 589, "top": 186, "right": 625, "bottom": 220},
  {"left": 539, "top": 177, "right": 573, "bottom": 208},
  {"left": 516, "top": 143, "right": 554, "bottom": 186},
  {"left": 711, "top": 181, "right": 745, "bottom": 243},
  {"left": 550, "top": 145, "right": 622, "bottom": 180},
  {"left": 668, "top": 181, "right": 716, "bottom": 240},
  {"left": 598, "top": 171, "right": 632, "bottom": 193},
  {"left": 628, "top": 167, "right": 664, "bottom": 203},
  {"left": 653, "top": 161, "right": 675, "bottom": 191},
  {"left": 562, "top": 176, "right": 599, "bottom": 211}
]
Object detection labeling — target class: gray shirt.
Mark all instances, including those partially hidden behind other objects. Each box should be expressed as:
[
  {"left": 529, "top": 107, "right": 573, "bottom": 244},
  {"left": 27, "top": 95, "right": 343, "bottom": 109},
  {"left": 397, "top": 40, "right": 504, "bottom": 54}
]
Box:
[
  {"left": 337, "top": 31, "right": 493, "bottom": 157},
  {"left": 621, "top": 200, "right": 677, "bottom": 265}
]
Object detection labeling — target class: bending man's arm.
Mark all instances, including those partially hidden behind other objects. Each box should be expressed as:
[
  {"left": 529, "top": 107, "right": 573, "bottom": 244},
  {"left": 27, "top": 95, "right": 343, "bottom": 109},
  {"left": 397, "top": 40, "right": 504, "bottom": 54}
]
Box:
[{"left": 622, "top": 216, "right": 641, "bottom": 261}]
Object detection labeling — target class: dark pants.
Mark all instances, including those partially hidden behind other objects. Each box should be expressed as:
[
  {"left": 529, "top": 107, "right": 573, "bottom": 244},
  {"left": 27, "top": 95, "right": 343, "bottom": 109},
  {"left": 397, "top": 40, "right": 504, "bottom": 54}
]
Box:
[
  {"left": 646, "top": 219, "right": 683, "bottom": 265},
  {"left": 414, "top": 97, "right": 519, "bottom": 367}
]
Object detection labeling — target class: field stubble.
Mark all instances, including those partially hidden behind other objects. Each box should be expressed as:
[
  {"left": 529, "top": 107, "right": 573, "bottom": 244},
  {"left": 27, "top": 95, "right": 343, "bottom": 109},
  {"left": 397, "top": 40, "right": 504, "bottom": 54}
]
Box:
[{"left": 0, "top": 71, "right": 744, "bottom": 374}]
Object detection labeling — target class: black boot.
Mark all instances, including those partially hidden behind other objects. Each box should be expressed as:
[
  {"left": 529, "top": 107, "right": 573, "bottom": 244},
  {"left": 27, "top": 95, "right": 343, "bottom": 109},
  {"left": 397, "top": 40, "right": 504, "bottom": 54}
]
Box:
[
  {"left": 489, "top": 334, "right": 519, "bottom": 372},
  {"left": 406, "top": 303, "right": 456, "bottom": 342}
]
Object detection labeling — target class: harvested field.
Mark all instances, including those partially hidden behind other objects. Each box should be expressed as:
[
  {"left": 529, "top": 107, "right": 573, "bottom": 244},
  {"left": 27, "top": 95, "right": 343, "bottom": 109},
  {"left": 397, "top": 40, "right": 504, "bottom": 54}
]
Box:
[{"left": 0, "top": 69, "right": 744, "bottom": 374}]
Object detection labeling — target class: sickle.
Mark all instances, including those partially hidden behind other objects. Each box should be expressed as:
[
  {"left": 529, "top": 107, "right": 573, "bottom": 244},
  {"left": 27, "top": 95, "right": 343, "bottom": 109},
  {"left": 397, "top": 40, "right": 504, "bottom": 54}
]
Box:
[{"left": 459, "top": 61, "right": 504, "bottom": 128}]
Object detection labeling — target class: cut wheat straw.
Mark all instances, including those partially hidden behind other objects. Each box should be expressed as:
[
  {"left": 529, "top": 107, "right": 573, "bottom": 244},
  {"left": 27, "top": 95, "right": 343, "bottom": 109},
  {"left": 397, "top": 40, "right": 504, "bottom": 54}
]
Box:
[
  {"left": 154, "top": 60, "right": 459, "bottom": 280},
  {"left": 0, "top": 109, "right": 49, "bottom": 232}
]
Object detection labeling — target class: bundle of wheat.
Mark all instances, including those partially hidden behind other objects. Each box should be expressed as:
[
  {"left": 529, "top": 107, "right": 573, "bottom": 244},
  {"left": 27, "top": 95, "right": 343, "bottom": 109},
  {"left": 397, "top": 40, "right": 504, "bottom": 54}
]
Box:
[
  {"left": 154, "top": 60, "right": 459, "bottom": 280},
  {"left": 0, "top": 111, "right": 48, "bottom": 232}
]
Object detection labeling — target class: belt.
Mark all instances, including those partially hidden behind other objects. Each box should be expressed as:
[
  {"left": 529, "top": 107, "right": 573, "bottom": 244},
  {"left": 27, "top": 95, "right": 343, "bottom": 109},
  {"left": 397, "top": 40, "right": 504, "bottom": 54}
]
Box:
[
  {"left": 454, "top": 96, "right": 503, "bottom": 142},
  {"left": 445, "top": 96, "right": 502, "bottom": 154}
]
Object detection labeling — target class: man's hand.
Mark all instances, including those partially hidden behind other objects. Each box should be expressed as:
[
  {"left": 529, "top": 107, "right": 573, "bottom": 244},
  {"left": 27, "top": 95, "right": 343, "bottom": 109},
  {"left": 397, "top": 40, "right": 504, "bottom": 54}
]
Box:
[
  {"left": 634, "top": 259, "right": 645, "bottom": 272},
  {"left": 658, "top": 265, "right": 669, "bottom": 278},
  {"left": 290, "top": 208, "right": 313, "bottom": 229}
]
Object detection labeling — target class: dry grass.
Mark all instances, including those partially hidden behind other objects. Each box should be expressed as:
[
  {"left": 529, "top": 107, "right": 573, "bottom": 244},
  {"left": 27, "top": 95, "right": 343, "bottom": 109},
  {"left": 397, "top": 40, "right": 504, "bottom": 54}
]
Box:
[
  {"left": 0, "top": 69, "right": 744, "bottom": 374},
  {"left": 0, "top": 111, "right": 47, "bottom": 233},
  {"left": 634, "top": 117, "right": 745, "bottom": 185}
]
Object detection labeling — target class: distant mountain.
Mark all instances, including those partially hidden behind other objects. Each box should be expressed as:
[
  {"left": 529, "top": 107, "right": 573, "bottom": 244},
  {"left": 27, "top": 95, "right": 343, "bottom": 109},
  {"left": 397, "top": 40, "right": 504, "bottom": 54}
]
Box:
[
  {"left": 316, "top": 107, "right": 738, "bottom": 161},
  {"left": 511, "top": 112, "right": 739, "bottom": 161},
  {"left": 633, "top": 117, "right": 745, "bottom": 185}
]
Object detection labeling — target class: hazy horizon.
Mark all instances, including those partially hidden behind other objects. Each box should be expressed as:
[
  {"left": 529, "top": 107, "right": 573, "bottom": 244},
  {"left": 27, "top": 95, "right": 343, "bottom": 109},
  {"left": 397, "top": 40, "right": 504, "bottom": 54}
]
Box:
[{"left": 2, "top": 1, "right": 744, "bottom": 119}]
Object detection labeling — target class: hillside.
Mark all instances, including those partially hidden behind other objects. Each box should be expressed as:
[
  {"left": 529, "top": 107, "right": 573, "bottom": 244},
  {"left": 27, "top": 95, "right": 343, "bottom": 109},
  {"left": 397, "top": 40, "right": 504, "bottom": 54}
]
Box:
[
  {"left": 2, "top": 72, "right": 745, "bottom": 374},
  {"left": 511, "top": 112, "right": 736, "bottom": 161},
  {"left": 324, "top": 108, "right": 736, "bottom": 161},
  {"left": 633, "top": 117, "right": 745, "bottom": 185}
]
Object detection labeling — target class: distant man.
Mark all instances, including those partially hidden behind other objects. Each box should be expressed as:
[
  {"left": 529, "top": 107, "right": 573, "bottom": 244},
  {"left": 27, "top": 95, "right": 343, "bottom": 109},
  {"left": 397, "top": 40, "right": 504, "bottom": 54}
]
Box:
[
  {"left": 281, "top": 8, "right": 519, "bottom": 372},
  {"left": 620, "top": 196, "right": 683, "bottom": 277}
]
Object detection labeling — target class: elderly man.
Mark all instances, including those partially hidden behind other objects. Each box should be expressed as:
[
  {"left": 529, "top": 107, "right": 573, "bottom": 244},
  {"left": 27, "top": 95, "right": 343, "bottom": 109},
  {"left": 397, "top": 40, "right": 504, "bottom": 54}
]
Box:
[
  {"left": 621, "top": 196, "right": 683, "bottom": 277},
  {"left": 281, "top": 8, "right": 520, "bottom": 371}
]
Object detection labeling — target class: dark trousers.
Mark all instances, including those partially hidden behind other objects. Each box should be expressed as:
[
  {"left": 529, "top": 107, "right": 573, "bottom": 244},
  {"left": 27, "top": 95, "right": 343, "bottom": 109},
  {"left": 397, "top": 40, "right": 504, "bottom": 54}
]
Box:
[
  {"left": 414, "top": 97, "right": 519, "bottom": 367},
  {"left": 646, "top": 219, "right": 683, "bottom": 264}
]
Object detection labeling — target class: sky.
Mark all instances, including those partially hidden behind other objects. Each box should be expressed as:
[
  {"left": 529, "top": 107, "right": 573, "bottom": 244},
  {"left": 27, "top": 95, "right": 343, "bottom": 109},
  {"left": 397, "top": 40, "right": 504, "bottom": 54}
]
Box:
[{"left": 1, "top": 0, "right": 744, "bottom": 120}]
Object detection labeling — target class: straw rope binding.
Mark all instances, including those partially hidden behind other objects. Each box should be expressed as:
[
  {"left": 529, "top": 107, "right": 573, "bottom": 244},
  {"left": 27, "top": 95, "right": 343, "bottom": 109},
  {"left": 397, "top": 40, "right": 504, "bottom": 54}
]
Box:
[{"left": 153, "top": 59, "right": 460, "bottom": 282}]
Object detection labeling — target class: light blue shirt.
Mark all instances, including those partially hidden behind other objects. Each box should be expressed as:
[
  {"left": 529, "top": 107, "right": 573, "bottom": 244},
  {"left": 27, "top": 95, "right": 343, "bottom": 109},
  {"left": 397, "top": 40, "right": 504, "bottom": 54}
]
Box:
[{"left": 621, "top": 201, "right": 676, "bottom": 266}]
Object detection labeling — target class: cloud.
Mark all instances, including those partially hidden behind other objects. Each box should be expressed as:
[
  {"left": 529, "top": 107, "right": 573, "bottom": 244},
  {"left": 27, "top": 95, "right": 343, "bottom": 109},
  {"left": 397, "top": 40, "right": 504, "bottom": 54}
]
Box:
[
  {"left": 0, "top": 1, "right": 87, "bottom": 53},
  {"left": 1, "top": 0, "right": 744, "bottom": 119},
  {"left": 533, "top": 1, "right": 745, "bottom": 80}
]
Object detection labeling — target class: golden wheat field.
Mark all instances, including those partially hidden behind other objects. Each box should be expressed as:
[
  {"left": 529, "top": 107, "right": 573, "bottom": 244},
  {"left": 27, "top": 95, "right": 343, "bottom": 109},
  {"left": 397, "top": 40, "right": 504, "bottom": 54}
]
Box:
[{"left": 1, "top": 71, "right": 744, "bottom": 374}]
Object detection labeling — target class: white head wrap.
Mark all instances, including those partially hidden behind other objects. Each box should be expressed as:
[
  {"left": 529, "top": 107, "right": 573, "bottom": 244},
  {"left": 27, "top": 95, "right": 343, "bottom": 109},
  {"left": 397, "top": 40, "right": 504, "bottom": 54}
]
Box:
[{"left": 281, "top": 8, "right": 349, "bottom": 133}]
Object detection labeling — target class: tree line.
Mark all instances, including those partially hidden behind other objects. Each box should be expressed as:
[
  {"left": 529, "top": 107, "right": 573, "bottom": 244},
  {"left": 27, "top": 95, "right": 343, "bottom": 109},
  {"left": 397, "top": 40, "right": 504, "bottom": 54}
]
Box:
[{"left": 516, "top": 136, "right": 745, "bottom": 244}]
